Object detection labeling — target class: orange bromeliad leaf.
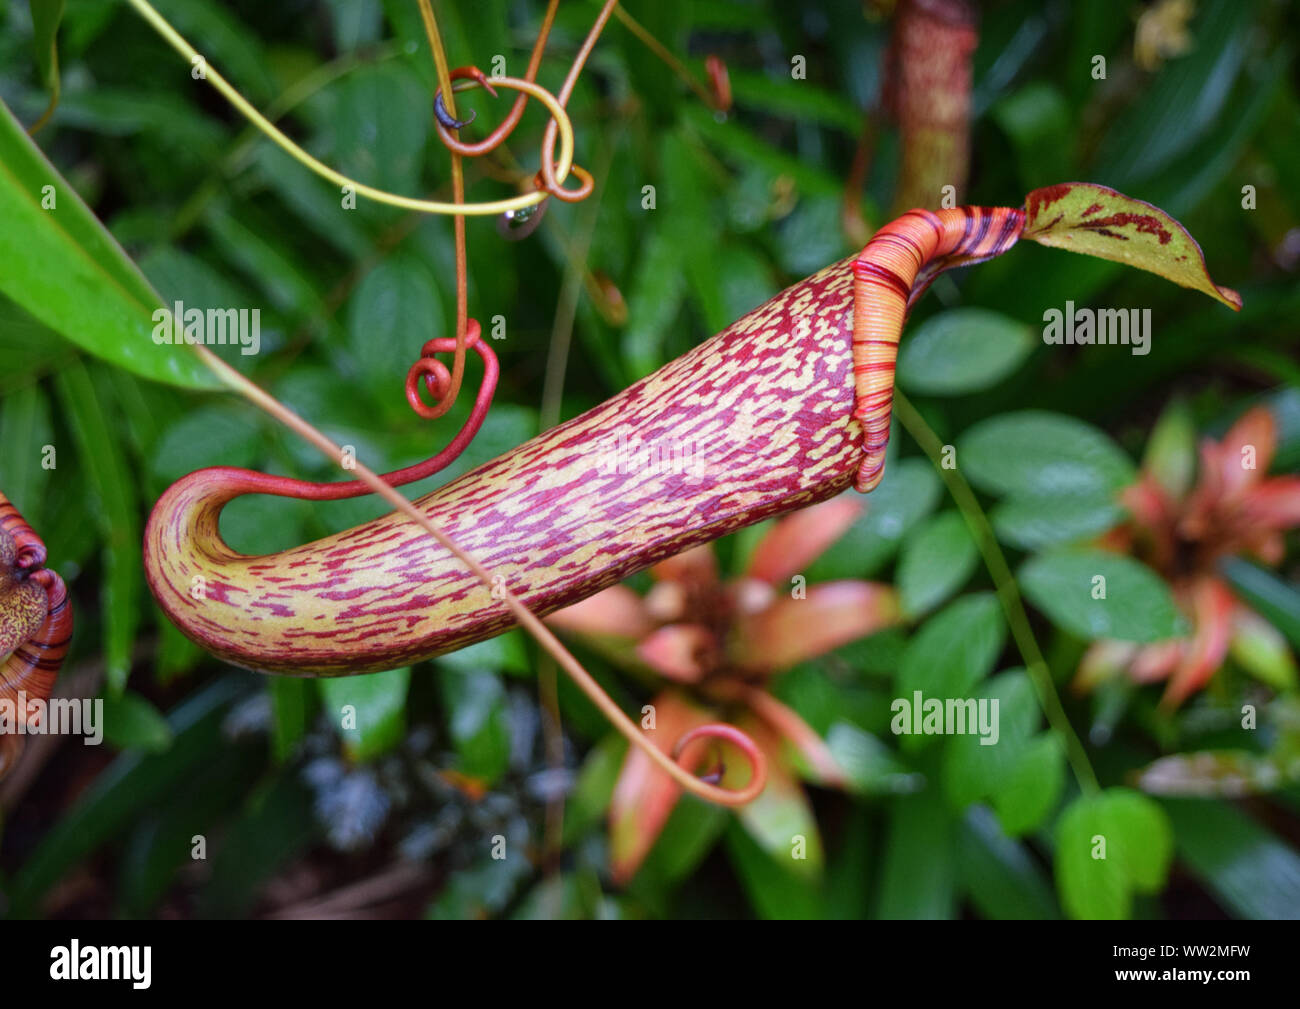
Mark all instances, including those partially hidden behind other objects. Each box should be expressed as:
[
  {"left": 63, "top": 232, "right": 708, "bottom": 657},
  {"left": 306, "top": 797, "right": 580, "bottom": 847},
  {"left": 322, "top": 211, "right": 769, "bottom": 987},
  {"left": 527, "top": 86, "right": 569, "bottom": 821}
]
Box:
[
  {"left": 730, "top": 581, "right": 901, "bottom": 673},
  {"left": 1022, "top": 183, "right": 1242, "bottom": 311},
  {"left": 608, "top": 689, "right": 715, "bottom": 884}
]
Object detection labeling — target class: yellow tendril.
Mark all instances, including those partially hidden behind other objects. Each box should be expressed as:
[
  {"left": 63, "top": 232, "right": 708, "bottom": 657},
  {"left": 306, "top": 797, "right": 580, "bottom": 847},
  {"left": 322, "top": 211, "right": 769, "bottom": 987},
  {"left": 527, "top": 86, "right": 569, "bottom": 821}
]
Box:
[{"left": 123, "top": 0, "right": 575, "bottom": 217}]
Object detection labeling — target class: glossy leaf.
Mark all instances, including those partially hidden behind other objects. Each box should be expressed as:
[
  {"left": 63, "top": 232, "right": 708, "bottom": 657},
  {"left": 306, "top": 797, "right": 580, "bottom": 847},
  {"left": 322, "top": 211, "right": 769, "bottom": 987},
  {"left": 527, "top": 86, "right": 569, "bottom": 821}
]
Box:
[
  {"left": 1161, "top": 798, "right": 1300, "bottom": 920},
  {"left": 896, "top": 593, "right": 1006, "bottom": 738},
  {"left": 897, "top": 510, "right": 980, "bottom": 617},
  {"left": 1020, "top": 548, "right": 1185, "bottom": 643},
  {"left": 0, "top": 381, "right": 53, "bottom": 527},
  {"left": 990, "top": 491, "right": 1124, "bottom": 550},
  {"left": 958, "top": 410, "right": 1135, "bottom": 499},
  {"left": 942, "top": 671, "right": 1064, "bottom": 836},
  {"left": 438, "top": 668, "right": 510, "bottom": 787},
  {"left": 897, "top": 308, "right": 1035, "bottom": 396},
  {"left": 317, "top": 666, "right": 410, "bottom": 762},
  {"left": 1221, "top": 557, "right": 1300, "bottom": 652},
  {"left": 1023, "top": 182, "right": 1242, "bottom": 310},
  {"left": 724, "top": 821, "right": 824, "bottom": 920},
  {"left": 0, "top": 99, "right": 218, "bottom": 388}
]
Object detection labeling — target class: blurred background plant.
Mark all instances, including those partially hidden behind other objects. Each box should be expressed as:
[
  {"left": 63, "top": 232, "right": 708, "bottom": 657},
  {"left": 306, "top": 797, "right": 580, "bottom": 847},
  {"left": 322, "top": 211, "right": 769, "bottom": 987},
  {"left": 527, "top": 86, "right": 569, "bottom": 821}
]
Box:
[{"left": 0, "top": 0, "right": 1298, "bottom": 919}]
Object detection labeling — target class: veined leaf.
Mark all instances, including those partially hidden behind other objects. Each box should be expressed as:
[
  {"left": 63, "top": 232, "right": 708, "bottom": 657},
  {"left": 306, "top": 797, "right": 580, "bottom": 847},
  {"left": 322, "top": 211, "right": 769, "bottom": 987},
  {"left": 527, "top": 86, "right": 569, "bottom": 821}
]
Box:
[
  {"left": 1022, "top": 182, "right": 1242, "bottom": 310},
  {"left": 0, "top": 98, "right": 218, "bottom": 388},
  {"left": 1055, "top": 787, "right": 1173, "bottom": 920},
  {"left": 1020, "top": 548, "right": 1185, "bottom": 643}
]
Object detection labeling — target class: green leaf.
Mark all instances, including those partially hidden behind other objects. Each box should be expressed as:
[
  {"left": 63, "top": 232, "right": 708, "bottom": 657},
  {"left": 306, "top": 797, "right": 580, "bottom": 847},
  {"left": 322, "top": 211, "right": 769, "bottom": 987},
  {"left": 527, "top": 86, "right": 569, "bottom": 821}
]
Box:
[
  {"left": 1161, "top": 798, "right": 1300, "bottom": 920},
  {"left": 825, "top": 722, "right": 924, "bottom": 795},
  {"left": 1227, "top": 607, "right": 1298, "bottom": 692},
  {"left": 990, "top": 491, "right": 1124, "bottom": 550},
  {"left": 28, "top": 0, "right": 65, "bottom": 105},
  {"left": 897, "top": 309, "right": 1035, "bottom": 396},
  {"left": 896, "top": 594, "right": 1006, "bottom": 746},
  {"left": 897, "top": 510, "right": 979, "bottom": 617},
  {"left": 958, "top": 410, "right": 1135, "bottom": 499},
  {"left": 637, "top": 798, "right": 728, "bottom": 888},
  {"left": 561, "top": 736, "right": 624, "bottom": 846},
  {"left": 957, "top": 806, "right": 1060, "bottom": 920},
  {"left": 1055, "top": 787, "right": 1173, "bottom": 920},
  {"left": 1023, "top": 182, "right": 1242, "bottom": 311},
  {"left": 346, "top": 253, "right": 443, "bottom": 412},
  {"left": 1221, "top": 558, "right": 1300, "bottom": 652},
  {"left": 116, "top": 742, "right": 262, "bottom": 917},
  {"left": 724, "top": 820, "right": 824, "bottom": 920},
  {"left": 1020, "top": 549, "right": 1186, "bottom": 643},
  {"left": 806, "top": 459, "right": 942, "bottom": 580},
  {"left": 149, "top": 403, "right": 265, "bottom": 485},
  {"left": 100, "top": 691, "right": 174, "bottom": 754},
  {"left": 197, "top": 770, "right": 316, "bottom": 918},
  {"left": 1094, "top": 0, "right": 1254, "bottom": 186},
  {"left": 155, "top": 0, "right": 277, "bottom": 103},
  {"left": 429, "top": 853, "right": 531, "bottom": 920},
  {"left": 328, "top": 63, "right": 430, "bottom": 197},
  {"left": 0, "top": 296, "right": 71, "bottom": 378},
  {"left": 942, "top": 671, "right": 1064, "bottom": 836},
  {"left": 317, "top": 667, "right": 410, "bottom": 762},
  {"left": 990, "top": 82, "right": 1071, "bottom": 187},
  {"left": 0, "top": 98, "right": 218, "bottom": 388},
  {"left": 54, "top": 360, "right": 141, "bottom": 694},
  {"left": 268, "top": 678, "right": 309, "bottom": 763},
  {"left": 874, "top": 789, "right": 958, "bottom": 919},
  {"left": 734, "top": 770, "right": 823, "bottom": 879},
  {"left": 434, "top": 632, "right": 530, "bottom": 677},
  {"left": 0, "top": 381, "right": 54, "bottom": 527},
  {"left": 438, "top": 667, "right": 510, "bottom": 787}
]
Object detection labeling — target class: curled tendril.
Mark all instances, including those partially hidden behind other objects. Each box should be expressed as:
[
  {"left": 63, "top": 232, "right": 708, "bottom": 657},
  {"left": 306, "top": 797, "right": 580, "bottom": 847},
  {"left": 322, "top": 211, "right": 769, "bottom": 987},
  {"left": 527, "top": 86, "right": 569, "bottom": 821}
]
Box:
[
  {"left": 405, "top": 318, "right": 496, "bottom": 421},
  {"left": 670, "top": 724, "right": 768, "bottom": 804},
  {"left": 430, "top": 71, "right": 598, "bottom": 235},
  {"left": 533, "top": 162, "right": 594, "bottom": 204}
]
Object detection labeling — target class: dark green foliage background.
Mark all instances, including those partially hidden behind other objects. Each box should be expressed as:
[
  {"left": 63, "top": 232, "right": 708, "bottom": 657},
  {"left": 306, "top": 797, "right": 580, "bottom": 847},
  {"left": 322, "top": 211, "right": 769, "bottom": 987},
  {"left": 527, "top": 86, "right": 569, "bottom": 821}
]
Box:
[{"left": 0, "top": 0, "right": 1297, "bottom": 919}]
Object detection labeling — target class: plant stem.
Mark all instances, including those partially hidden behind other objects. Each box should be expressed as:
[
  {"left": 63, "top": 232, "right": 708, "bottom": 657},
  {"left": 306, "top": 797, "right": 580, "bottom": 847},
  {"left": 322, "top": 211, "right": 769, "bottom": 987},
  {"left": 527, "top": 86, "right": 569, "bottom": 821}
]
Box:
[
  {"left": 124, "top": 0, "right": 571, "bottom": 216},
  {"left": 893, "top": 390, "right": 1100, "bottom": 795}
]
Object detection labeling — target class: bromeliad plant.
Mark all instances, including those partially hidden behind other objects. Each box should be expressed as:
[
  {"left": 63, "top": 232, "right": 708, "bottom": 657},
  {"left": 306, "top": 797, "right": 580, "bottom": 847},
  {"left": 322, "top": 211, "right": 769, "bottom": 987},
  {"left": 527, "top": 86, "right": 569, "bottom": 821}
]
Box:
[
  {"left": 1077, "top": 402, "right": 1300, "bottom": 707},
  {"left": 546, "top": 497, "right": 900, "bottom": 880}
]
